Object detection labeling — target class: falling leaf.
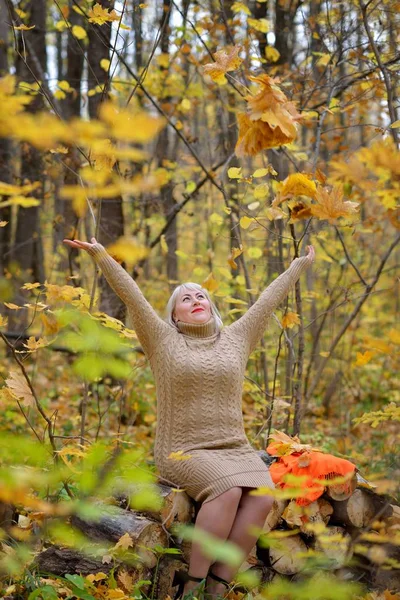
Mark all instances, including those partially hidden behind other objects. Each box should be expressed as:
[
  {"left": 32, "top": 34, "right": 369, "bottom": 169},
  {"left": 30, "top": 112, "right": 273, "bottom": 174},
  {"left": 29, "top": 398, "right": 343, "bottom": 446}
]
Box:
[
  {"left": 390, "top": 120, "right": 400, "bottom": 129},
  {"left": 168, "top": 450, "right": 192, "bottom": 461},
  {"left": 160, "top": 234, "right": 168, "bottom": 256},
  {"left": 311, "top": 186, "right": 359, "bottom": 223},
  {"left": 253, "top": 183, "right": 268, "bottom": 199},
  {"left": 88, "top": 3, "right": 120, "bottom": 25},
  {"left": 228, "top": 246, "right": 243, "bottom": 270},
  {"left": 240, "top": 216, "right": 254, "bottom": 229},
  {"left": 202, "top": 273, "right": 219, "bottom": 293},
  {"left": 21, "top": 282, "right": 41, "bottom": 290},
  {"left": 231, "top": 1, "right": 251, "bottom": 15},
  {"left": 252, "top": 168, "right": 270, "bottom": 178},
  {"left": 247, "top": 246, "right": 262, "bottom": 259},
  {"left": 0, "top": 221, "right": 8, "bottom": 227},
  {"left": 40, "top": 312, "right": 59, "bottom": 335},
  {"left": 6, "top": 370, "right": 35, "bottom": 407},
  {"left": 0, "top": 315, "right": 8, "bottom": 327},
  {"left": 281, "top": 312, "right": 301, "bottom": 329},
  {"left": 274, "top": 173, "right": 317, "bottom": 205},
  {"left": 203, "top": 45, "right": 242, "bottom": 85},
  {"left": 107, "top": 237, "right": 149, "bottom": 266}
]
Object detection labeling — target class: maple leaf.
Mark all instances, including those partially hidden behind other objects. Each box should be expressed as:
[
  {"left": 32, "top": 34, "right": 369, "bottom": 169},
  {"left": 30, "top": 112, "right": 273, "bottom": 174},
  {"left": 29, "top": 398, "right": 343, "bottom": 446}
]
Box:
[
  {"left": 289, "top": 201, "right": 313, "bottom": 221},
  {"left": 236, "top": 113, "right": 290, "bottom": 156},
  {"left": 281, "top": 311, "right": 301, "bottom": 329},
  {"left": 117, "top": 570, "right": 133, "bottom": 593},
  {"left": 354, "top": 350, "right": 374, "bottom": 366},
  {"left": 273, "top": 174, "right": 317, "bottom": 207},
  {"left": 246, "top": 75, "right": 301, "bottom": 134},
  {"left": 6, "top": 370, "right": 35, "bottom": 407},
  {"left": 203, "top": 45, "right": 242, "bottom": 85},
  {"left": 22, "top": 336, "right": 49, "bottom": 352},
  {"left": 114, "top": 532, "right": 134, "bottom": 550},
  {"left": 202, "top": 273, "right": 219, "bottom": 293},
  {"left": 107, "top": 237, "right": 149, "bottom": 266},
  {"left": 311, "top": 186, "right": 359, "bottom": 223},
  {"left": 88, "top": 3, "right": 120, "bottom": 25}
]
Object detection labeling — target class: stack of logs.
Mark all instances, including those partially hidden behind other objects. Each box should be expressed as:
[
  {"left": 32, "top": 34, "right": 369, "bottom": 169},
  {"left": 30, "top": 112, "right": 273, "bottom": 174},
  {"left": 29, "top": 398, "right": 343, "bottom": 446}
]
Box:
[{"left": 35, "top": 477, "right": 400, "bottom": 598}]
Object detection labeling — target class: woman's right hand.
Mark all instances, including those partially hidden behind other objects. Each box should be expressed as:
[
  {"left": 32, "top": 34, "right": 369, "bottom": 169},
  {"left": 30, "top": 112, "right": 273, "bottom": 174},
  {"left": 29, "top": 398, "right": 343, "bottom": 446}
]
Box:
[{"left": 63, "top": 237, "right": 99, "bottom": 253}]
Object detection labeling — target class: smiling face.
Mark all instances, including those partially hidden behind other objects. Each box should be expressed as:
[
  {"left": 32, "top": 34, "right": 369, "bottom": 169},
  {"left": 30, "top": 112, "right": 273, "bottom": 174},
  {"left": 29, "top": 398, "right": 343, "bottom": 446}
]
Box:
[{"left": 173, "top": 287, "right": 212, "bottom": 325}]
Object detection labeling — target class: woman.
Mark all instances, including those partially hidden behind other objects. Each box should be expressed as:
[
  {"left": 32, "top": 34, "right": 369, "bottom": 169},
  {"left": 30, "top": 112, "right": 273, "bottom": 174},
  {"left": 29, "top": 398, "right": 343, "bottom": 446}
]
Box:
[{"left": 64, "top": 237, "right": 315, "bottom": 598}]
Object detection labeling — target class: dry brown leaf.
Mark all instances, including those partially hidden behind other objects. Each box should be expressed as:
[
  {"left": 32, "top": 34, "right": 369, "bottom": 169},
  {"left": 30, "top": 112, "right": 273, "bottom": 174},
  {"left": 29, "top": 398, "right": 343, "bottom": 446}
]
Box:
[
  {"left": 114, "top": 532, "right": 134, "bottom": 551},
  {"left": 203, "top": 45, "right": 242, "bottom": 84},
  {"left": 311, "top": 185, "right": 359, "bottom": 223},
  {"left": 117, "top": 570, "right": 133, "bottom": 593},
  {"left": 6, "top": 370, "right": 35, "bottom": 407}
]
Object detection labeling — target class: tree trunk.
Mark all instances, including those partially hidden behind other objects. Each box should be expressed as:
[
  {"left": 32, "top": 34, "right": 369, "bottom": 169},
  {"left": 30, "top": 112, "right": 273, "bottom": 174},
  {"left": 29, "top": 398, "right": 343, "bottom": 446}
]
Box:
[
  {"left": 269, "top": 534, "right": 308, "bottom": 575},
  {"left": 0, "top": 0, "right": 12, "bottom": 276},
  {"left": 87, "top": 0, "right": 125, "bottom": 319}
]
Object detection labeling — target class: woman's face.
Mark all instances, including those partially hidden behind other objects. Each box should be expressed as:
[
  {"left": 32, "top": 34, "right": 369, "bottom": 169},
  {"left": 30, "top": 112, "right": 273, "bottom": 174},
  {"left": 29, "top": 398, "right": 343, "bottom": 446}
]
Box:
[{"left": 173, "top": 288, "right": 212, "bottom": 325}]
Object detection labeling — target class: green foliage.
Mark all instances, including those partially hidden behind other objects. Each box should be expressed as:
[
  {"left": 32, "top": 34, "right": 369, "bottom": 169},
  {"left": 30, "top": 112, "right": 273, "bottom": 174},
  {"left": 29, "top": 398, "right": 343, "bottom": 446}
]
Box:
[{"left": 260, "top": 573, "right": 362, "bottom": 599}]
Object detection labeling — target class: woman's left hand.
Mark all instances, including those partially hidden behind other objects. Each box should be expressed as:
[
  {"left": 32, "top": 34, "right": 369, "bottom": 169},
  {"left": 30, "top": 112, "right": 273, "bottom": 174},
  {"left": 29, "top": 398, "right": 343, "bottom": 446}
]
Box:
[{"left": 305, "top": 245, "right": 315, "bottom": 264}]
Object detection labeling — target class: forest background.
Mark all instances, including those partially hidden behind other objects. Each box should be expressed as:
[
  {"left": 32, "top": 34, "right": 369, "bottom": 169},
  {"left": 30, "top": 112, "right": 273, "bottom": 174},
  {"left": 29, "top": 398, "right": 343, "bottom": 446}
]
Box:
[{"left": 0, "top": 0, "right": 399, "bottom": 598}]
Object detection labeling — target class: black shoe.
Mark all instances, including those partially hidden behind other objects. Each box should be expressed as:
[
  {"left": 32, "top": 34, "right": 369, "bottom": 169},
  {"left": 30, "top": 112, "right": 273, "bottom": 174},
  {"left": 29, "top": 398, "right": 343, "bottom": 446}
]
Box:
[
  {"left": 172, "top": 569, "right": 206, "bottom": 599},
  {"left": 206, "top": 571, "right": 230, "bottom": 598}
]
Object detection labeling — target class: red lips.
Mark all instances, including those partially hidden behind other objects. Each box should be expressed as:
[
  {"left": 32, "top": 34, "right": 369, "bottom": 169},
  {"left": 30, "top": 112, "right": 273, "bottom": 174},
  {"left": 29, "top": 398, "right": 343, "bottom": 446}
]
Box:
[{"left": 192, "top": 307, "right": 204, "bottom": 313}]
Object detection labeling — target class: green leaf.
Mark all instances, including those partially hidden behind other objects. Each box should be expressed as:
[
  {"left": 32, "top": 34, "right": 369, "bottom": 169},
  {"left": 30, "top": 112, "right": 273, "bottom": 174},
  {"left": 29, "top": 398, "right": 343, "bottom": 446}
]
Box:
[{"left": 65, "top": 574, "right": 86, "bottom": 590}]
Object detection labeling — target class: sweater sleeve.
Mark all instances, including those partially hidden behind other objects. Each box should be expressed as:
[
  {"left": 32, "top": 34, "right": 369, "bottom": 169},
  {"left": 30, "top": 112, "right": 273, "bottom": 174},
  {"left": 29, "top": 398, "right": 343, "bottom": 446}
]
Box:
[
  {"left": 87, "top": 244, "right": 172, "bottom": 357},
  {"left": 226, "top": 256, "right": 311, "bottom": 354}
]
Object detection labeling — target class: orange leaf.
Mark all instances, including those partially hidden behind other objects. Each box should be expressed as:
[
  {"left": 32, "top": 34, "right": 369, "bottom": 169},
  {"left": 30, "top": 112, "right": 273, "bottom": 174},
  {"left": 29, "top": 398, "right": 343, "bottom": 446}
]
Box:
[
  {"left": 311, "top": 186, "right": 359, "bottom": 223},
  {"left": 281, "top": 311, "right": 301, "bottom": 329}
]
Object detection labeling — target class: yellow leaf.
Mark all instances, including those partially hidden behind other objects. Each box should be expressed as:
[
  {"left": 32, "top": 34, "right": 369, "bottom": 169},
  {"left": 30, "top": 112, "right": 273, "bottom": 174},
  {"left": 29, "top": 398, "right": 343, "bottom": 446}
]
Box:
[
  {"left": 231, "top": 1, "right": 251, "bottom": 15},
  {"left": 203, "top": 45, "right": 242, "bottom": 85},
  {"left": 86, "top": 573, "right": 107, "bottom": 583},
  {"left": 209, "top": 213, "right": 224, "bottom": 226},
  {"left": 228, "top": 167, "right": 242, "bottom": 179},
  {"left": 281, "top": 311, "right": 301, "bottom": 329},
  {"left": 54, "top": 89, "right": 66, "bottom": 100},
  {"left": 114, "top": 533, "right": 134, "bottom": 550},
  {"left": 13, "top": 24, "right": 35, "bottom": 31},
  {"left": 354, "top": 350, "right": 374, "bottom": 367},
  {"left": 247, "top": 17, "right": 270, "bottom": 33},
  {"left": 41, "top": 312, "right": 59, "bottom": 335},
  {"left": 390, "top": 120, "right": 400, "bottom": 129},
  {"left": 58, "top": 80, "right": 72, "bottom": 92},
  {"left": 160, "top": 234, "right": 168, "bottom": 256},
  {"left": 202, "top": 273, "right": 219, "bottom": 293},
  {"left": 252, "top": 168, "right": 270, "bottom": 178},
  {"left": 388, "top": 329, "right": 400, "bottom": 345},
  {"left": 265, "top": 46, "right": 280, "bottom": 63},
  {"left": 240, "top": 216, "right": 254, "bottom": 229},
  {"left": 55, "top": 20, "right": 69, "bottom": 32},
  {"left": 0, "top": 315, "right": 8, "bottom": 327},
  {"left": 0, "top": 221, "right": 8, "bottom": 227},
  {"left": 72, "top": 25, "right": 87, "bottom": 39},
  {"left": 311, "top": 186, "right": 359, "bottom": 223},
  {"left": 99, "top": 102, "right": 165, "bottom": 143},
  {"left": 107, "top": 237, "right": 149, "bottom": 266},
  {"left": 6, "top": 370, "right": 35, "bottom": 407},
  {"left": 21, "top": 282, "right": 41, "bottom": 290},
  {"left": 278, "top": 173, "right": 317, "bottom": 202},
  {"left": 50, "top": 146, "right": 68, "bottom": 154},
  {"left": 107, "top": 589, "right": 126, "bottom": 600},
  {"left": 168, "top": 450, "right": 192, "bottom": 461},
  {"left": 100, "top": 58, "right": 110, "bottom": 72},
  {"left": 319, "top": 351, "right": 330, "bottom": 357},
  {"left": 22, "top": 336, "right": 49, "bottom": 352},
  {"left": 247, "top": 247, "right": 262, "bottom": 259},
  {"left": 88, "top": 3, "right": 120, "bottom": 25},
  {"left": 4, "top": 302, "right": 22, "bottom": 310},
  {"left": 254, "top": 183, "right": 268, "bottom": 199},
  {"left": 316, "top": 53, "right": 331, "bottom": 67}
]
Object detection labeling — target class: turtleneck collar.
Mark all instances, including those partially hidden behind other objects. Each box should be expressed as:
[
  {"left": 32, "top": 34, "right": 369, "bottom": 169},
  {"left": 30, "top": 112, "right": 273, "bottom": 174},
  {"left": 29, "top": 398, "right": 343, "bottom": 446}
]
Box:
[{"left": 176, "top": 316, "right": 218, "bottom": 338}]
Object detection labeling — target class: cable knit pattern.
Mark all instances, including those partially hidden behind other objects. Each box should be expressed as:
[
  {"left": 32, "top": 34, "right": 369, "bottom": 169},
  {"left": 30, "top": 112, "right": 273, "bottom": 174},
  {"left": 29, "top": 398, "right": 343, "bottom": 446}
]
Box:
[{"left": 89, "top": 244, "right": 311, "bottom": 503}]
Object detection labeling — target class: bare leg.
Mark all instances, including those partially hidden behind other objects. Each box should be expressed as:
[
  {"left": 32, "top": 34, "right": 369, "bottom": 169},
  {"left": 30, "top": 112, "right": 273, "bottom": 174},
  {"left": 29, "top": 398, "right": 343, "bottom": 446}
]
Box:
[
  {"left": 183, "top": 487, "right": 243, "bottom": 595},
  {"left": 207, "top": 490, "right": 273, "bottom": 596}
]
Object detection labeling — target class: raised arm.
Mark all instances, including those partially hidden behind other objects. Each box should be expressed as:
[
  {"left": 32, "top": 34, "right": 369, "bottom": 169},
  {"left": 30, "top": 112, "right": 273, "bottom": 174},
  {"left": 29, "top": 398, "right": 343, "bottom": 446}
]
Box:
[
  {"left": 227, "top": 247, "right": 314, "bottom": 354},
  {"left": 64, "top": 238, "right": 172, "bottom": 357}
]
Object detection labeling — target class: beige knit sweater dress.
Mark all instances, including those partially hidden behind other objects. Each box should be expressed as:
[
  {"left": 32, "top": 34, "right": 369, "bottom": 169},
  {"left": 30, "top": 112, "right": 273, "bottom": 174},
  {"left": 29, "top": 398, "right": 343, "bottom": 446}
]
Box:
[{"left": 88, "top": 245, "right": 311, "bottom": 504}]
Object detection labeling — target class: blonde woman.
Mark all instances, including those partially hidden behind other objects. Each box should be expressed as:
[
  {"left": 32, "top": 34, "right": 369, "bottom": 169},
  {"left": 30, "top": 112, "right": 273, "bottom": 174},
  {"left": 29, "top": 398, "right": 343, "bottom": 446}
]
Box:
[{"left": 64, "top": 237, "right": 315, "bottom": 598}]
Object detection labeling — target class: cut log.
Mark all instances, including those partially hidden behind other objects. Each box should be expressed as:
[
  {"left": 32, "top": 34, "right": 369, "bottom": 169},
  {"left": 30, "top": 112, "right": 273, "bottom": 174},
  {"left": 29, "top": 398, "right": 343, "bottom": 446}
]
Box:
[
  {"left": 269, "top": 535, "right": 308, "bottom": 575},
  {"left": 156, "top": 557, "right": 185, "bottom": 600},
  {"left": 0, "top": 502, "right": 17, "bottom": 530},
  {"left": 331, "top": 488, "right": 392, "bottom": 528},
  {"left": 71, "top": 506, "right": 168, "bottom": 568},
  {"left": 314, "top": 525, "right": 353, "bottom": 569},
  {"left": 112, "top": 482, "right": 194, "bottom": 528},
  {"left": 35, "top": 546, "right": 114, "bottom": 576},
  {"left": 325, "top": 474, "right": 357, "bottom": 501},
  {"left": 282, "top": 498, "right": 333, "bottom": 533}
]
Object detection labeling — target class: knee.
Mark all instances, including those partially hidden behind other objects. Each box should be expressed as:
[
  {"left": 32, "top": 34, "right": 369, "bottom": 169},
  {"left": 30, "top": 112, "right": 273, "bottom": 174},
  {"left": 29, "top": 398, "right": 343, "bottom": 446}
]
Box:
[
  {"left": 253, "top": 494, "right": 274, "bottom": 517},
  {"left": 221, "top": 486, "right": 242, "bottom": 507}
]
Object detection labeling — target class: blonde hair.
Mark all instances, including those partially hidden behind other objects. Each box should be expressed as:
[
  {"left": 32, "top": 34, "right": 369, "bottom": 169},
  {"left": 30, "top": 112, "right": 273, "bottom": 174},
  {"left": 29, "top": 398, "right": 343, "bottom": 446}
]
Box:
[{"left": 165, "top": 282, "right": 223, "bottom": 330}]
